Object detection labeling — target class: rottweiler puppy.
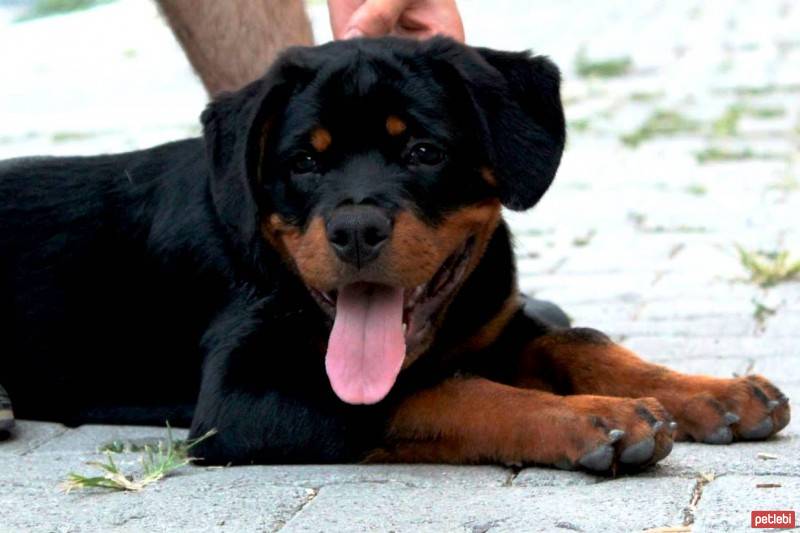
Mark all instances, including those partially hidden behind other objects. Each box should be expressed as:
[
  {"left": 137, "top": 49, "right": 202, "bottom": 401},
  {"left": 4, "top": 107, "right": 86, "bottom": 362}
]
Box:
[{"left": 0, "top": 37, "right": 789, "bottom": 473}]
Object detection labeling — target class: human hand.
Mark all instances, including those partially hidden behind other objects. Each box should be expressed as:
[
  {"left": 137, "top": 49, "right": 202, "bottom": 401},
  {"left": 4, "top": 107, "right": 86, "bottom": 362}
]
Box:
[{"left": 328, "top": 0, "right": 464, "bottom": 42}]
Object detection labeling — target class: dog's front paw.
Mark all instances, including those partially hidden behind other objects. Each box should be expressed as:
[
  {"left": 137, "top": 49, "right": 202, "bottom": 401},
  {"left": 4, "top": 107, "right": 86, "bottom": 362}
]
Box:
[
  {"left": 555, "top": 396, "right": 676, "bottom": 475},
  {"left": 674, "top": 375, "right": 790, "bottom": 444}
]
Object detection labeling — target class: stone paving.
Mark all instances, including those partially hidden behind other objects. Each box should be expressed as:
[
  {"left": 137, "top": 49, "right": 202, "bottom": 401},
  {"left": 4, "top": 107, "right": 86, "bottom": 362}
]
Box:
[{"left": 1, "top": 0, "right": 799, "bottom": 531}]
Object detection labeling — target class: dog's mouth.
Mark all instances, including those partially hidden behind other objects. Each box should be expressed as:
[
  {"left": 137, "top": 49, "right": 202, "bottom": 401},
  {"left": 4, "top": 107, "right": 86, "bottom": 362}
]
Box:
[{"left": 309, "top": 236, "right": 475, "bottom": 405}]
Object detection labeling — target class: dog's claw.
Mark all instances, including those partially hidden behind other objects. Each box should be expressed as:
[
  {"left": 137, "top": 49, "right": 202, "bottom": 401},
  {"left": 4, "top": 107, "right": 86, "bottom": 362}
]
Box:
[
  {"left": 620, "top": 437, "right": 655, "bottom": 464},
  {"left": 608, "top": 429, "right": 625, "bottom": 443},
  {"left": 740, "top": 417, "right": 774, "bottom": 440},
  {"left": 723, "top": 412, "right": 740, "bottom": 425},
  {"left": 767, "top": 400, "right": 780, "bottom": 412},
  {"left": 668, "top": 421, "right": 678, "bottom": 432},
  {"left": 578, "top": 444, "right": 614, "bottom": 471}
]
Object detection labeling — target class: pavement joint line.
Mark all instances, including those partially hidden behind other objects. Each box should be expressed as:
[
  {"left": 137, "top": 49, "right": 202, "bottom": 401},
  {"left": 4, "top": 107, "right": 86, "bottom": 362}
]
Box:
[
  {"left": 274, "top": 487, "right": 319, "bottom": 531},
  {"left": 667, "top": 243, "right": 686, "bottom": 260},
  {"left": 681, "top": 472, "right": 718, "bottom": 527},
  {"left": 631, "top": 299, "right": 649, "bottom": 321},
  {"left": 547, "top": 257, "right": 568, "bottom": 274},
  {"left": 19, "top": 425, "right": 69, "bottom": 456},
  {"left": 650, "top": 270, "right": 668, "bottom": 287},
  {"left": 469, "top": 519, "right": 508, "bottom": 533}
]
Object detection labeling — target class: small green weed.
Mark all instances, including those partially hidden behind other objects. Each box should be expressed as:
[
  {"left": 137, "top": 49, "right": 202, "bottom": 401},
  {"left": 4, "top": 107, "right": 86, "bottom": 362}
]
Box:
[
  {"left": 569, "top": 118, "right": 591, "bottom": 133},
  {"left": 685, "top": 184, "right": 708, "bottom": 196},
  {"left": 629, "top": 91, "right": 664, "bottom": 102},
  {"left": 575, "top": 48, "right": 632, "bottom": 79},
  {"left": 621, "top": 110, "right": 700, "bottom": 147},
  {"left": 747, "top": 107, "right": 785, "bottom": 119},
  {"left": 16, "top": 0, "right": 114, "bottom": 22},
  {"left": 61, "top": 426, "right": 216, "bottom": 493},
  {"left": 737, "top": 246, "right": 800, "bottom": 288},
  {"left": 695, "top": 148, "right": 787, "bottom": 164},
  {"left": 572, "top": 229, "right": 596, "bottom": 247},
  {"left": 51, "top": 131, "right": 96, "bottom": 143},
  {"left": 711, "top": 105, "right": 744, "bottom": 137},
  {"left": 752, "top": 298, "right": 777, "bottom": 327}
]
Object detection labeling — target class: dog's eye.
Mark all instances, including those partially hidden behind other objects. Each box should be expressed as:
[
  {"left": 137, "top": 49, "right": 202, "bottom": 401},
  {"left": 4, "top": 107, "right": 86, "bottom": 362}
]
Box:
[
  {"left": 407, "top": 143, "right": 445, "bottom": 166},
  {"left": 291, "top": 153, "right": 318, "bottom": 174}
]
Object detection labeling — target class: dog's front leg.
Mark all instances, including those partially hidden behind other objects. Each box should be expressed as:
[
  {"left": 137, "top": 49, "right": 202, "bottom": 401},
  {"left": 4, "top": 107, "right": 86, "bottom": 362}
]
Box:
[
  {"left": 190, "top": 382, "right": 356, "bottom": 465},
  {"left": 187, "top": 296, "right": 362, "bottom": 465},
  {"left": 514, "top": 328, "right": 791, "bottom": 445},
  {"left": 368, "top": 376, "right": 674, "bottom": 474}
]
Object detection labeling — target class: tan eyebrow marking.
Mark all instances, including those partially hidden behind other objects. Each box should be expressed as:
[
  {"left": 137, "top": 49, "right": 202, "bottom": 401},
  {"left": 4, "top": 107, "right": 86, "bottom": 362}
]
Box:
[
  {"left": 386, "top": 115, "right": 407, "bottom": 136},
  {"left": 310, "top": 127, "right": 332, "bottom": 152},
  {"left": 481, "top": 167, "right": 498, "bottom": 187}
]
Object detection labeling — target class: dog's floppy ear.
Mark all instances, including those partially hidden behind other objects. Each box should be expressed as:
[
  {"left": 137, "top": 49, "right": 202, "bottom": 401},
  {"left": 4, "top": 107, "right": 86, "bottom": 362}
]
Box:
[
  {"left": 201, "top": 49, "right": 311, "bottom": 251},
  {"left": 432, "top": 41, "right": 566, "bottom": 210}
]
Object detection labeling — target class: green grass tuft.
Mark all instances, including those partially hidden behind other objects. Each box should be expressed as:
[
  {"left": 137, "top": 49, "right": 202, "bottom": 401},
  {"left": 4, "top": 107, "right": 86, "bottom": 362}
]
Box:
[
  {"left": 16, "top": 0, "right": 115, "bottom": 22},
  {"left": 568, "top": 118, "right": 591, "bottom": 133},
  {"left": 752, "top": 298, "right": 777, "bottom": 327},
  {"left": 736, "top": 246, "right": 800, "bottom": 288},
  {"left": 575, "top": 48, "right": 632, "bottom": 79},
  {"left": 747, "top": 106, "right": 785, "bottom": 119},
  {"left": 572, "top": 229, "right": 596, "bottom": 247},
  {"left": 51, "top": 131, "right": 96, "bottom": 143},
  {"left": 685, "top": 184, "right": 708, "bottom": 196},
  {"left": 767, "top": 174, "right": 800, "bottom": 193},
  {"left": 695, "top": 147, "right": 787, "bottom": 164},
  {"left": 621, "top": 110, "right": 700, "bottom": 147},
  {"left": 723, "top": 84, "right": 800, "bottom": 96},
  {"left": 711, "top": 104, "right": 786, "bottom": 138},
  {"left": 61, "top": 425, "right": 216, "bottom": 493},
  {"left": 711, "top": 104, "right": 744, "bottom": 137},
  {"left": 629, "top": 91, "right": 664, "bottom": 102}
]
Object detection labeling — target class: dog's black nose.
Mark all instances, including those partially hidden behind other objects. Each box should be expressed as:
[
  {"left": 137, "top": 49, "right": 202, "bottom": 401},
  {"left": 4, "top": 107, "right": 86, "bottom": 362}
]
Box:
[{"left": 326, "top": 206, "right": 392, "bottom": 268}]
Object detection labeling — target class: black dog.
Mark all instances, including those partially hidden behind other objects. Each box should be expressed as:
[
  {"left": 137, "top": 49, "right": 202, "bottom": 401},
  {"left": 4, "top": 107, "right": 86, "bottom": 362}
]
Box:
[{"left": 0, "top": 37, "right": 788, "bottom": 472}]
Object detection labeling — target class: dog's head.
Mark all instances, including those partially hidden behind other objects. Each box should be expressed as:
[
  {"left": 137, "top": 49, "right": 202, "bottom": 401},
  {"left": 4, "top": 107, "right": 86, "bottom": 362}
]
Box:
[{"left": 203, "top": 37, "right": 565, "bottom": 405}]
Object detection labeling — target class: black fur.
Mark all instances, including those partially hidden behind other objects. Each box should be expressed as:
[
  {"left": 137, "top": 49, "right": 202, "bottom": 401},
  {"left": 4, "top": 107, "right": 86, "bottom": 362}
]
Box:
[{"left": 0, "top": 37, "right": 566, "bottom": 464}]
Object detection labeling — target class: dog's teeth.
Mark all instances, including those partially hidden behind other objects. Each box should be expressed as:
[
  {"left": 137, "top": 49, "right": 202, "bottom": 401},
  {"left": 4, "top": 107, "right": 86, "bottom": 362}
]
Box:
[{"left": 402, "top": 322, "right": 408, "bottom": 334}]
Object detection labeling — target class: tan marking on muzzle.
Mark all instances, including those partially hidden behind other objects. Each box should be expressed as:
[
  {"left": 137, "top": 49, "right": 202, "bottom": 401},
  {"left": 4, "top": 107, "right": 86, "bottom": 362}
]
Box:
[
  {"left": 261, "top": 201, "right": 502, "bottom": 294},
  {"left": 383, "top": 201, "right": 502, "bottom": 288},
  {"left": 262, "top": 214, "right": 341, "bottom": 290}
]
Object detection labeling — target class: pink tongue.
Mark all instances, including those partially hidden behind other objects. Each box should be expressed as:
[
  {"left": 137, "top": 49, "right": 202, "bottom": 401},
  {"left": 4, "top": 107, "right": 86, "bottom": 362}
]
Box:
[{"left": 325, "top": 283, "right": 406, "bottom": 404}]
